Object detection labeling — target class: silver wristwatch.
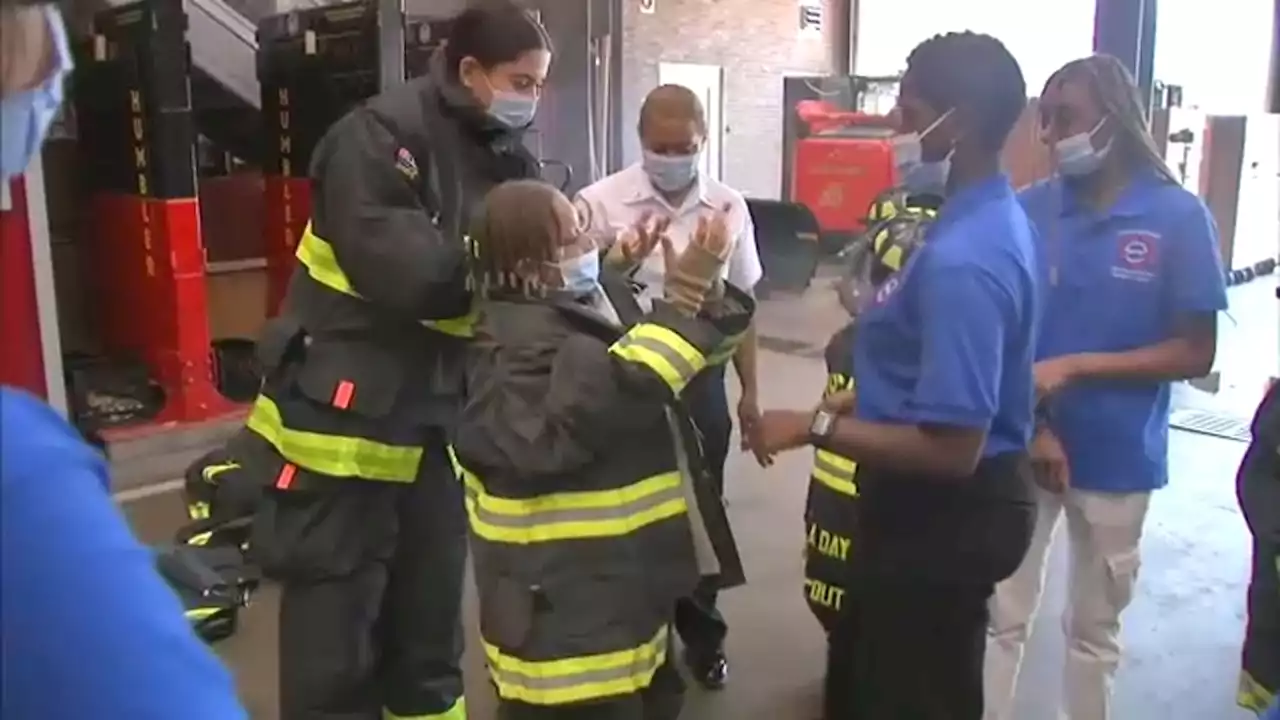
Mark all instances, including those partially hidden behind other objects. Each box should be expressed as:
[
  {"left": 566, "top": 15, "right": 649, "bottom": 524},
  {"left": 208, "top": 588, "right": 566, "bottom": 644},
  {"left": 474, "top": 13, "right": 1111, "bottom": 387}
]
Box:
[{"left": 809, "top": 408, "right": 838, "bottom": 445}]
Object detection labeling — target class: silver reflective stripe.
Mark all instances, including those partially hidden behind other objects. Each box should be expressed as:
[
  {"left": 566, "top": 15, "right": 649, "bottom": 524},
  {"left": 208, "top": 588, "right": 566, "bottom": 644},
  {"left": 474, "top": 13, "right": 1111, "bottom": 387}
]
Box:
[
  {"left": 465, "top": 482, "right": 685, "bottom": 531},
  {"left": 813, "top": 454, "right": 855, "bottom": 482},
  {"left": 612, "top": 335, "right": 698, "bottom": 384},
  {"left": 489, "top": 632, "right": 668, "bottom": 694}
]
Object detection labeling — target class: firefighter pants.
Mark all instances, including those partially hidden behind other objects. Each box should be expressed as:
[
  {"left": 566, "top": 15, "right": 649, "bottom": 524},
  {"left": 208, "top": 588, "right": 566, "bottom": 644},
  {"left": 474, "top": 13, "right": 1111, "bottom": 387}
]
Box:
[
  {"left": 1239, "top": 440, "right": 1280, "bottom": 714},
  {"left": 496, "top": 653, "right": 685, "bottom": 720},
  {"left": 266, "top": 430, "right": 468, "bottom": 720},
  {"left": 674, "top": 365, "right": 731, "bottom": 656}
]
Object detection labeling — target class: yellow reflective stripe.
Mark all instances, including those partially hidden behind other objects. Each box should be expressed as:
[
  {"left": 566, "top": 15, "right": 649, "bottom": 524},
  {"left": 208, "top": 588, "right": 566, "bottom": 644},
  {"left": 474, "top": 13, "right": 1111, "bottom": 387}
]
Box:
[
  {"left": 297, "top": 222, "right": 475, "bottom": 338},
  {"left": 459, "top": 466, "right": 687, "bottom": 544},
  {"left": 707, "top": 328, "right": 747, "bottom": 366},
  {"left": 188, "top": 501, "right": 211, "bottom": 520},
  {"left": 382, "top": 698, "right": 467, "bottom": 720},
  {"left": 485, "top": 626, "right": 668, "bottom": 706},
  {"left": 201, "top": 462, "right": 240, "bottom": 484},
  {"left": 246, "top": 394, "right": 421, "bottom": 483},
  {"left": 185, "top": 607, "right": 223, "bottom": 621},
  {"left": 811, "top": 448, "right": 858, "bottom": 498},
  {"left": 186, "top": 531, "right": 214, "bottom": 546},
  {"left": 1238, "top": 670, "right": 1276, "bottom": 713},
  {"left": 297, "top": 223, "right": 358, "bottom": 295},
  {"left": 608, "top": 323, "right": 707, "bottom": 394}
]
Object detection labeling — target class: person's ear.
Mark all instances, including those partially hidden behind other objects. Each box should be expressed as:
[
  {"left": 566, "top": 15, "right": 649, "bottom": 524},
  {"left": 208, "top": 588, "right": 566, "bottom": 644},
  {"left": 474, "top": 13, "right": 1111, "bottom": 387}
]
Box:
[{"left": 458, "top": 56, "right": 482, "bottom": 89}]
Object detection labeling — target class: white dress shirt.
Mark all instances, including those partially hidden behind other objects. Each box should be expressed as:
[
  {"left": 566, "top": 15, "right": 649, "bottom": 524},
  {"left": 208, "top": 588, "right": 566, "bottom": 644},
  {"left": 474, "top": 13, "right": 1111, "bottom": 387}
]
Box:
[{"left": 575, "top": 163, "right": 763, "bottom": 310}]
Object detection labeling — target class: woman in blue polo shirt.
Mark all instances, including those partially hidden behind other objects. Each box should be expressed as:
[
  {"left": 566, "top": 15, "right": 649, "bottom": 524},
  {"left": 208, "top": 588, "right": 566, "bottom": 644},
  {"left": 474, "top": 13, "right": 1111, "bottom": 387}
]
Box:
[
  {"left": 757, "top": 31, "right": 1039, "bottom": 719},
  {"left": 982, "top": 54, "right": 1228, "bottom": 720}
]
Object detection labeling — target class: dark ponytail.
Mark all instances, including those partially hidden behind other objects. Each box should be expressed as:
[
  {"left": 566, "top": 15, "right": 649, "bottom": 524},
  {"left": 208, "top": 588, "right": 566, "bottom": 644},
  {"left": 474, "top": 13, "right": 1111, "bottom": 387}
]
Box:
[{"left": 444, "top": 0, "right": 552, "bottom": 81}]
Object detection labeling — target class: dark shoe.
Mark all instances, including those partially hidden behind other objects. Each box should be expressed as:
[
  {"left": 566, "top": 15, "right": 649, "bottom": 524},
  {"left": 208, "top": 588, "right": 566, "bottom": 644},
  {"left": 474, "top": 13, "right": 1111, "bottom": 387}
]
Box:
[{"left": 684, "top": 647, "right": 728, "bottom": 690}]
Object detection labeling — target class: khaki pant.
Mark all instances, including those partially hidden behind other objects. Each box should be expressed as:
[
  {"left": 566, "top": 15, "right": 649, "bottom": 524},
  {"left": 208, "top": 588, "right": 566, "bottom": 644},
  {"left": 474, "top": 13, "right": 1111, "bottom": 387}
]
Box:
[{"left": 983, "top": 484, "right": 1151, "bottom": 720}]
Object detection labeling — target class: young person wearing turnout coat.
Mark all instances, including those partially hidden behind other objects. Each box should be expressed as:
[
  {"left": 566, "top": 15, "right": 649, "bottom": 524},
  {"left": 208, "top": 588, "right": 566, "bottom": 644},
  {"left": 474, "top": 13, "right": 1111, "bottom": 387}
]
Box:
[
  {"left": 756, "top": 32, "right": 1040, "bottom": 719},
  {"left": 242, "top": 3, "right": 552, "bottom": 719},
  {"left": 451, "top": 179, "right": 752, "bottom": 719}
]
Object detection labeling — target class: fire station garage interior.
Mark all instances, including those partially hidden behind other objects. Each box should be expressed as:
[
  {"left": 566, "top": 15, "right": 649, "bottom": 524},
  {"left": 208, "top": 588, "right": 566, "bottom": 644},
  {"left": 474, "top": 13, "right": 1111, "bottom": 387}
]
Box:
[{"left": 0, "top": 0, "right": 1277, "bottom": 717}]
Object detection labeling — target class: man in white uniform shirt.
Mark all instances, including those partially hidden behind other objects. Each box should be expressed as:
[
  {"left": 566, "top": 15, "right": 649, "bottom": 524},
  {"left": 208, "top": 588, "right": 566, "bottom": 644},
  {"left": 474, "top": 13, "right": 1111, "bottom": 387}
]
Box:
[{"left": 576, "top": 84, "right": 764, "bottom": 691}]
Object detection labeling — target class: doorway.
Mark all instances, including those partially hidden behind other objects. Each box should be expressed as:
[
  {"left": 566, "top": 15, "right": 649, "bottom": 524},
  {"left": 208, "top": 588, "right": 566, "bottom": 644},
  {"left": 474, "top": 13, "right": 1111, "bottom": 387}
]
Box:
[{"left": 658, "top": 62, "right": 725, "bottom": 182}]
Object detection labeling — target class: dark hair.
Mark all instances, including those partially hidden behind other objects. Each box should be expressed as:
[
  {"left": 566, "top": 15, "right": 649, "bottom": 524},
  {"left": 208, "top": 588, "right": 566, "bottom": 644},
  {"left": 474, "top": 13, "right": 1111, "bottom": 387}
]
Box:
[
  {"left": 905, "top": 31, "right": 1027, "bottom": 154},
  {"left": 445, "top": 0, "right": 553, "bottom": 80},
  {"left": 470, "top": 179, "right": 570, "bottom": 297},
  {"left": 1043, "top": 54, "right": 1177, "bottom": 184}
]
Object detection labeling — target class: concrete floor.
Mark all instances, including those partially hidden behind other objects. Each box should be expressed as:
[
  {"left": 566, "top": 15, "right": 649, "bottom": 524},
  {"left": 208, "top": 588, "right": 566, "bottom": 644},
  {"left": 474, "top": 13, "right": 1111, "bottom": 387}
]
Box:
[{"left": 119, "top": 282, "right": 1267, "bottom": 720}]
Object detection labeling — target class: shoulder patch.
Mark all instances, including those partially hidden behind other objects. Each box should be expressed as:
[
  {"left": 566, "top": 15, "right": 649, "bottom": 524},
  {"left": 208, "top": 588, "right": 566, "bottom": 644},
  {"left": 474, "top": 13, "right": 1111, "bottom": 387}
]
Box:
[{"left": 395, "top": 147, "right": 419, "bottom": 180}]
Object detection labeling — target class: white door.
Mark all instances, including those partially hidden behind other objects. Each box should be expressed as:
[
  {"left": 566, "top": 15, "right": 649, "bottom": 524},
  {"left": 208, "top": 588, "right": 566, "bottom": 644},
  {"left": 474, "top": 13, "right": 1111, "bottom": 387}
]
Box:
[{"left": 657, "top": 62, "right": 724, "bottom": 183}]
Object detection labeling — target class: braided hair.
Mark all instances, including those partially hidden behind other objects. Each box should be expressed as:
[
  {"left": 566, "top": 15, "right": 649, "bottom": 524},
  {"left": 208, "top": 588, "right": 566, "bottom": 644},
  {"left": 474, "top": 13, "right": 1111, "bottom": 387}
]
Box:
[
  {"left": 1043, "top": 54, "right": 1178, "bottom": 184},
  {"left": 904, "top": 31, "right": 1027, "bottom": 154},
  {"left": 469, "top": 179, "right": 572, "bottom": 298}
]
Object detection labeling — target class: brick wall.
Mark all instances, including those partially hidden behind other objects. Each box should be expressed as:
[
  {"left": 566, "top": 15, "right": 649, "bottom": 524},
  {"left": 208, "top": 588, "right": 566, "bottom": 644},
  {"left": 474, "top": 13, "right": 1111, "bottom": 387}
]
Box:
[{"left": 621, "top": 0, "right": 837, "bottom": 199}]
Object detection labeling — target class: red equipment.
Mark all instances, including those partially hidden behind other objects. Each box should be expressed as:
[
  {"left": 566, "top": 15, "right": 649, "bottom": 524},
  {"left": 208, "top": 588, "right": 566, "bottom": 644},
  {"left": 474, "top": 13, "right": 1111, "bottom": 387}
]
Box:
[
  {"left": 74, "top": 0, "right": 237, "bottom": 425},
  {"left": 0, "top": 179, "right": 47, "bottom": 397},
  {"left": 787, "top": 76, "right": 902, "bottom": 245}
]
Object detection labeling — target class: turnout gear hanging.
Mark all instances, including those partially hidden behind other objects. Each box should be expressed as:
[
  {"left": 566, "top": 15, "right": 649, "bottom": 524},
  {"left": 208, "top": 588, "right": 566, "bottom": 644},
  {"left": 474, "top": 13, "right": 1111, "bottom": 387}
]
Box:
[
  {"left": 1238, "top": 382, "right": 1280, "bottom": 715},
  {"left": 453, "top": 269, "right": 753, "bottom": 714},
  {"left": 242, "top": 47, "right": 540, "bottom": 720}
]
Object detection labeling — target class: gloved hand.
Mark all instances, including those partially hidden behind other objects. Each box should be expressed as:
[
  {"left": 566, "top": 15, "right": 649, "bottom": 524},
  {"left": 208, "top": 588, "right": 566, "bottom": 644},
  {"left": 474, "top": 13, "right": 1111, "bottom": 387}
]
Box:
[
  {"left": 662, "top": 204, "right": 733, "bottom": 316},
  {"left": 604, "top": 213, "right": 670, "bottom": 271}
]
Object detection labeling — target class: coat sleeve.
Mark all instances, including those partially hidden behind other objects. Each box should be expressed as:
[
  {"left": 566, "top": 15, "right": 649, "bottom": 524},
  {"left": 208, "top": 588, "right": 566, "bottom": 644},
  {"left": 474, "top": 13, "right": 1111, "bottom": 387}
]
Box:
[
  {"left": 458, "top": 287, "right": 756, "bottom": 477},
  {"left": 309, "top": 108, "right": 467, "bottom": 319}
]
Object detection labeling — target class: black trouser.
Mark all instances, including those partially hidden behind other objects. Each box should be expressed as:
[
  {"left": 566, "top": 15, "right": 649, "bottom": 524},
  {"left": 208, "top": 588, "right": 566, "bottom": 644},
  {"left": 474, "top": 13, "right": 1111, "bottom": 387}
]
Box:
[
  {"left": 675, "top": 365, "right": 731, "bottom": 655},
  {"left": 497, "top": 654, "right": 685, "bottom": 720},
  {"left": 1239, "top": 441, "right": 1280, "bottom": 711},
  {"left": 268, "top": 431, "right": 468, "bottom": 720},
  {"left": 823, "top": 455, "right": 1035, "bottom": 720}
]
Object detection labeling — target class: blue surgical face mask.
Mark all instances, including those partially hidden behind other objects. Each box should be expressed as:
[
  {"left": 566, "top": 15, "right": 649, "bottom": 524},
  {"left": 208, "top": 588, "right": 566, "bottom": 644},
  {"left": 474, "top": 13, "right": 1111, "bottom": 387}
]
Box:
[
  {"left": 1, "top": 6, "right": 72, "bottom": 182},
  {"left": 1055, "top": 118, "right": 1112, "bottom": 177},
  {"left": 892, "top": 109, "right": 952, "bottom": 197},
  {"left": 488, "top": 90, "right": 538, "bottom": 129},
  {"left": 556, "top": 250, "right": 600, "bottom": 296},
  {"left": 643, "top": 151, "right": 699, "bottom": 193}
]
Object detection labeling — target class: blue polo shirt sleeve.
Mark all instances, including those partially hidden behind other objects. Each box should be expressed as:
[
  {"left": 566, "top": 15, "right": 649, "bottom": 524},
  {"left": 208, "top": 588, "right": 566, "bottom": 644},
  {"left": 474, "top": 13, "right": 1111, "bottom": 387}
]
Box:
[
  {"left": 0, "top": 390, "right": 248, "bottom": 720},
  {"left": 906, "top": 253, "right": 1011, "bottom": 429},
  {"left": 1165, "top": 198, "right": 1228, "bottom": 314}
]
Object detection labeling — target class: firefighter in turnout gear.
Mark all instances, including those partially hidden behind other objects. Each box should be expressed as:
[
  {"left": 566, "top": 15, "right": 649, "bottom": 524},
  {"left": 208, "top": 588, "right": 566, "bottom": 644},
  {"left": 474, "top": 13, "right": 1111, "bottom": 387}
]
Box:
[
  {"left": 1239, "top": 381, "right": 1280, "bottom": 715},
  {"left": 451, "top": 180, "right": 753, "bottom": 719},
  {"left": 809, "top": 189, "right": 937, "bottom": 718},
  {"left": 242, "top": 4, "right": 553, "bottom": 719}
]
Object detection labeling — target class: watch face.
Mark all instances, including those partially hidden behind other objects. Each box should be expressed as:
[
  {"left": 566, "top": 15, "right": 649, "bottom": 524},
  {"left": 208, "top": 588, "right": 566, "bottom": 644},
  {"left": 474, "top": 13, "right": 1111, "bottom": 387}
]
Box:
[{"left": 811, "top": 410, "right": 836, "bottom": 438}]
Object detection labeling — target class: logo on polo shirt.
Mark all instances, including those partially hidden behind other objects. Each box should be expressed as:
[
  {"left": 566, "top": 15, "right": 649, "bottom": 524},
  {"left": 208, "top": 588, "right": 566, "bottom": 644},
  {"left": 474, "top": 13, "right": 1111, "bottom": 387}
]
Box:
[{"left": 1111, "top": 230, "right": 1160, "bottom": 283}]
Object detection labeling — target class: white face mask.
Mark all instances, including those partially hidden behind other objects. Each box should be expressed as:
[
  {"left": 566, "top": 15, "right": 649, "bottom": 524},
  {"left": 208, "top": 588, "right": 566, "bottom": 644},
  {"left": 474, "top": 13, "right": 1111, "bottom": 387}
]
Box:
[
  {"left": 643, "top": 150, "right": 700, "bottom": 193},
  {"left": 1054, "top": 118, "right": 1112, "bottom": 177},
  {"left": 892, "top": 109, "right": 953, "bottom": 196}
]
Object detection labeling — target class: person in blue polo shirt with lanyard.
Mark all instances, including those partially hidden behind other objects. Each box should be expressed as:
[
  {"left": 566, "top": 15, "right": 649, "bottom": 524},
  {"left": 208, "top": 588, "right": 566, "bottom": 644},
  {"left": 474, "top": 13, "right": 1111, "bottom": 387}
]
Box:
[
  {"left": 757, "top": 31, "right": 1039, "bottom": 719},
  {"left": 982, "top": 54, "right": 1229, "bottom": 720}
]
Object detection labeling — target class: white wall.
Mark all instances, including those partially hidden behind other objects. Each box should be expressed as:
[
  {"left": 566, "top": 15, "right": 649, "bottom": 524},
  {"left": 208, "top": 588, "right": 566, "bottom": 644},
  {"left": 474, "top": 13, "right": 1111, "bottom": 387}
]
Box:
[
  {"left": 854, "top": 0, "right": 1096, "bottom": 96},
  {"left": 1154, "top": 0, "right": 1274, "bottom": 113}
]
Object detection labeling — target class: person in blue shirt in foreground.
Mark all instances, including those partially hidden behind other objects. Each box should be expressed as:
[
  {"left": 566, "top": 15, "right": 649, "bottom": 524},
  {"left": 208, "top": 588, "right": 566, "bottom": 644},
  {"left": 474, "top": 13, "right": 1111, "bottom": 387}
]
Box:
[
  {"left": 0, "top": 2, "right": 248, "bottom": 718},
  {"left": 982, "top": 54, "right": 1228, "bottom": 720},
  {"left": 755, "top": 31, "right": 1040, "bottom": 719}
]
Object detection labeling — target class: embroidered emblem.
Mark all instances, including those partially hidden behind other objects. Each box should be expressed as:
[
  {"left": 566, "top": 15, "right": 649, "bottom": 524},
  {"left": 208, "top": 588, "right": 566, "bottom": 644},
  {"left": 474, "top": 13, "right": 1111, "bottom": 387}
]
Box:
[{"left": 395, "top": 147, "right": 419, "bottom": 181}]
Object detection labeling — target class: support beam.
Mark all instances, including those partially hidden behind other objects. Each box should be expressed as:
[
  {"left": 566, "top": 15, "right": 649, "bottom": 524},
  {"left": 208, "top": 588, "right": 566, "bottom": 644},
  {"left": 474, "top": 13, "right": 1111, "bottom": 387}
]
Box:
[
  {"left": 379, "top": 0, "right": 406, "bottom": 92},
  {"left": 1094, "top": 0, "right": 1159, "bottom": 112}
]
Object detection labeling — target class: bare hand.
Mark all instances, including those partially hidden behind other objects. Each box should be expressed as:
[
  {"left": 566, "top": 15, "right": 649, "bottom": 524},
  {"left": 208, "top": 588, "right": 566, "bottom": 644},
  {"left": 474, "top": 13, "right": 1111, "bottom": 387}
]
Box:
[
  {"left": 737, "top": 391, "right": 773, "bottom": 467},
  {"left": 1034, "top": 356, "right": 1082, "bottom": 400},
  {"left": 617, "top": 212, "right": 671, "bottom": 265},
  {"left": 756, "top": 410, "right": 812, "bottom": 456},
  {"left": 1030, "top": 428, "right": 1070, "bottom": 493}
]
